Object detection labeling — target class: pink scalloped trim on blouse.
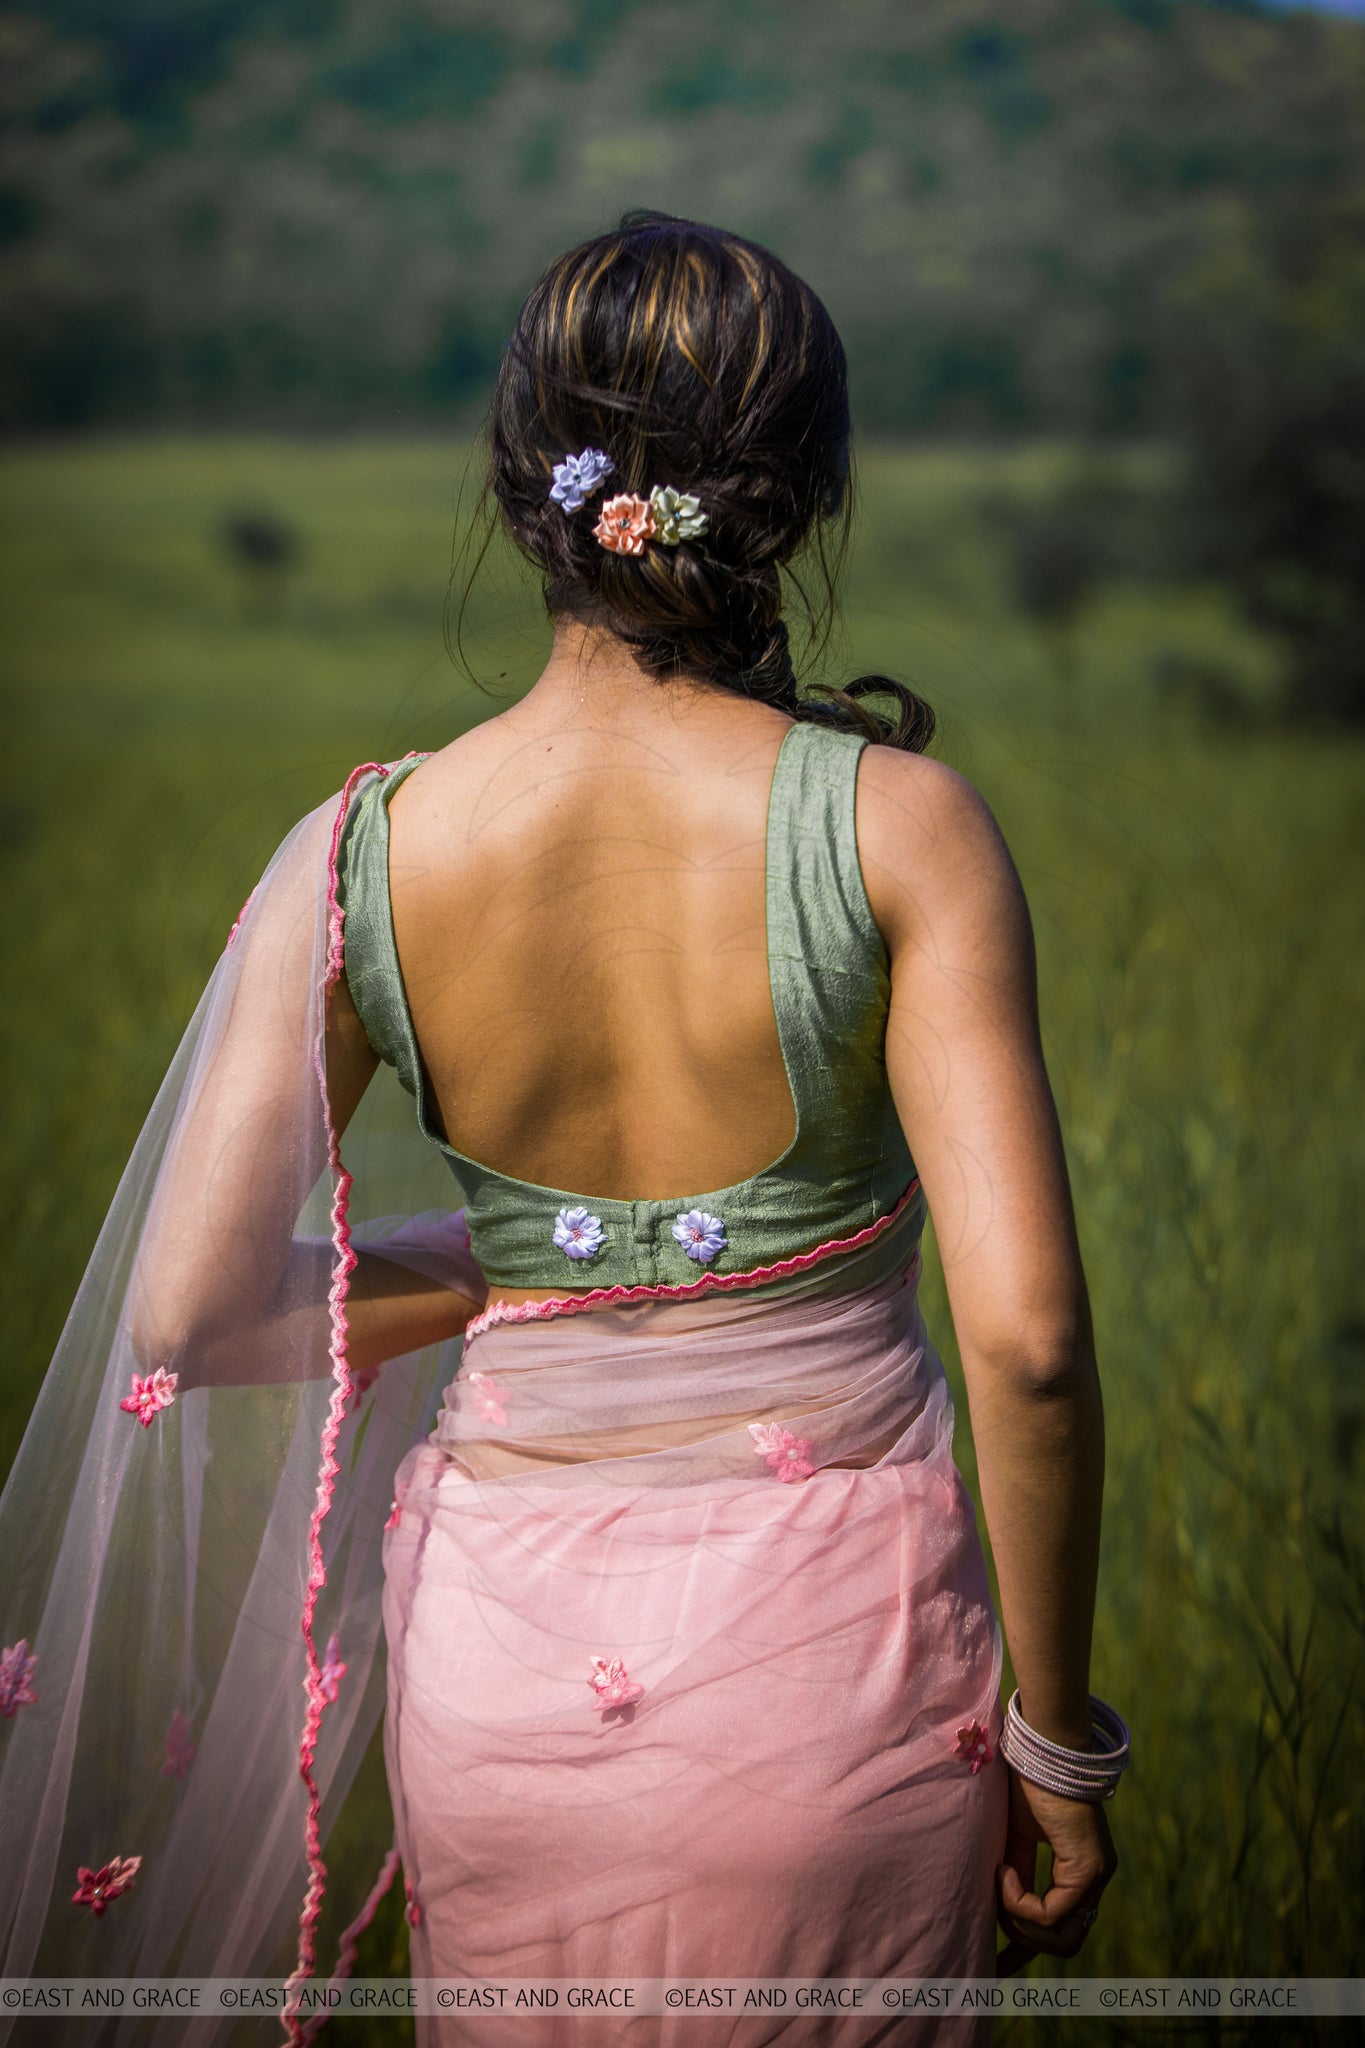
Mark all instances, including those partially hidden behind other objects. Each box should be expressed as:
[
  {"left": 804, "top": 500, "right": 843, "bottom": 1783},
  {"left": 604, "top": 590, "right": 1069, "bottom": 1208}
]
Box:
[{"left": 463, "top": 1182, "right": 923, "bottom": 1344}]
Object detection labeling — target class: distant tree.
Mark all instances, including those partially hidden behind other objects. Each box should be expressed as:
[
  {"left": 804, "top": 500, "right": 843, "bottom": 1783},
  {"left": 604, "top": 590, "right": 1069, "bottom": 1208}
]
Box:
[
  {"left": 2, "top": 0, "right": 1364, "bottom": 450},
  {"left": 221, "top": 508, "right": 301, "bottom": 610},
  {"left": 981, "top": 459, "right": 1157, "bottom": 692},
  {"left": 1165, "top": 204, "right": 1365, "bottom": 725}
]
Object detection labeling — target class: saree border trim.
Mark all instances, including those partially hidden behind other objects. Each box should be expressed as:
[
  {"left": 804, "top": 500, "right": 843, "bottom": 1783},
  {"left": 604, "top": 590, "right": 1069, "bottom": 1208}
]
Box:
[{"left": 287, "top": 754, "right": 424, "bottom": 2034}]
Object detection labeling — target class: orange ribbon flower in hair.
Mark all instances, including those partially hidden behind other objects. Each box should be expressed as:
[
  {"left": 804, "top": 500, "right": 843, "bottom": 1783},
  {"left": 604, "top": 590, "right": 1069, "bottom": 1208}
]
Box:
[{"left": 593, "top": 494, "right": 657, "bottom": 556}]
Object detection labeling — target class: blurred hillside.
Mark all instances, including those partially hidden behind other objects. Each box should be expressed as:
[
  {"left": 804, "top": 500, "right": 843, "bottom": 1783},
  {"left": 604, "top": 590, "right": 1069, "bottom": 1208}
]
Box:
[{"left": 2, "top": 0, "right": 1364, "bottom": 437}]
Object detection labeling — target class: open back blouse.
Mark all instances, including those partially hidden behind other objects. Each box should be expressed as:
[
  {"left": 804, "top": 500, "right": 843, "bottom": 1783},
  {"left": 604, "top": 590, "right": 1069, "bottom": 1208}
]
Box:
[{"left": 336, "top": 720, "right": 922, "bottom": 1298}]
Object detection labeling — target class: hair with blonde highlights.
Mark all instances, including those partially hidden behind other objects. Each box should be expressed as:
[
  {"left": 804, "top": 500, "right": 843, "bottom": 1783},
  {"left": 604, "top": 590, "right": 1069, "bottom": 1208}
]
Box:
[{"left": 469, "top": 209, "right": 935, "bottom": 752}]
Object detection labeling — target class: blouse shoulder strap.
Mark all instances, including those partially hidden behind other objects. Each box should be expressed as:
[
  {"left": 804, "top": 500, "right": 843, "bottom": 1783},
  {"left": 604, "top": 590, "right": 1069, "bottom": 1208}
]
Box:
[
  {"left": 763, "top": 720, "right": 892, "bottom": 1147},
  {"left": 335, "top": 754, "right": 429, "bottom": 1098},
  {"left": 766, "top": 720, "right": 886, "bottom": 980}
]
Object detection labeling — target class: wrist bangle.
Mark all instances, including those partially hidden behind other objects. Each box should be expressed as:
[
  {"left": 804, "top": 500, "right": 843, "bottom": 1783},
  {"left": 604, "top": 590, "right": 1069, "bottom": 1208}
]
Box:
[{"left": 998, "top": 1689, "right": 1131, "bottom": 1802}]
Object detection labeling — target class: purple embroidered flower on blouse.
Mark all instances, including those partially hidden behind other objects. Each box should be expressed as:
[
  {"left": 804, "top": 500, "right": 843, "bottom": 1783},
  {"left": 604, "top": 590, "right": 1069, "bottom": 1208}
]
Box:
[
  {"left": 554, "top": 1206, "right": 605, "bottom": 1260},
  {"left": 0, "top": 1639, "right": 38, "bottom": 1717},
  {"left": 672, "top": 1209, "right": 728, "bottom": 1263},
  {"left": 588, "top": 1655, "right": 645, "bottom": 1714},
  {"left": 162, "top": 1710, "right": 197, "bottom": 1779},
  {"left": 119, "top": 1367, "right": 178, "bottom": 1428},
  {"left": 549, "top": 448, "right": 615, "bottom": 513},
  {"left": 73, "top": 1855, "right": 141, "bottom": 1916},
  {"left": 748, "top": 1422, "right": 815, "bottom": 1482},
  {"left": 466, "top": 1370, "right": 508, "bottom": 1426},
  {"left": 319, "top": 1634, "right": 348, "bottom": 1705},
  {"left": 954, "top": 1721, "right": 993, "bottom": 1774}
]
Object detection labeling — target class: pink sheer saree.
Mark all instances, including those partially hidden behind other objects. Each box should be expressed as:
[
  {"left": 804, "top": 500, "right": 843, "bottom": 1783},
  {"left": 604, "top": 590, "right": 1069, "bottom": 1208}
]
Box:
[
  {"left": 0, "top": 761, "right": 1007, "bottom": 2045},
  {"left": 386, "top": 1213, "right": 1006, "bottom": 2046},
  {"left": 0, "top": 770, "right": 482, "bottom": 2038}
]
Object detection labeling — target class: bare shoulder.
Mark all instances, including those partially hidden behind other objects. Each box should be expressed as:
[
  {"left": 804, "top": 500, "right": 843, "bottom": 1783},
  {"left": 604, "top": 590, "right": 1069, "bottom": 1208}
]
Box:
[
  {"left": 855, "top": 742, "right": 1031, "bottom": 959},
  {"left": 383, "top": 714, "right": 521, "bottom": 844}
]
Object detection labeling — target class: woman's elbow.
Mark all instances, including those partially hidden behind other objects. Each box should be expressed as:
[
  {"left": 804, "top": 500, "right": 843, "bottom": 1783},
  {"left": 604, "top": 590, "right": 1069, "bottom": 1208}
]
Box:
[{"left": 965, "top": 1299, "right": 1099, "bottom": 1397}]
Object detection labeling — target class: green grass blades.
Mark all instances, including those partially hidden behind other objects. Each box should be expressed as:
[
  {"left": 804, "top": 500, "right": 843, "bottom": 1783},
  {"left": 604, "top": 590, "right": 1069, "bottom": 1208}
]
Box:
[{"left": 1, "top": 437, "right": 1360, "bottom": 2025}]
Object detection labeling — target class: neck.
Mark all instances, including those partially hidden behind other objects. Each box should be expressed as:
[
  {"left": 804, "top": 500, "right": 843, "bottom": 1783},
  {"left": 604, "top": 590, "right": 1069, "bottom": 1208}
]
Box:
[{"left": 514, "top": 615, "right": 729, "bottom": 729}]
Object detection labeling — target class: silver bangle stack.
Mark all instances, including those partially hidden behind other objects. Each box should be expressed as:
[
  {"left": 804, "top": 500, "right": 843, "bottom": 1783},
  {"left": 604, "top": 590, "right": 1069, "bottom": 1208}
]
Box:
[{"left": 999, "top": 1690, "right": 1131, "bottom": 1802}]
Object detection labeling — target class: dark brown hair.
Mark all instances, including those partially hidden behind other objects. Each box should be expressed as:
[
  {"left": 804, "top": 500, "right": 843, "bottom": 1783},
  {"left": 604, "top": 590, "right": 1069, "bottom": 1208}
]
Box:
[{"left": 468, "top": 210, "right": 935, "bottom": 752}]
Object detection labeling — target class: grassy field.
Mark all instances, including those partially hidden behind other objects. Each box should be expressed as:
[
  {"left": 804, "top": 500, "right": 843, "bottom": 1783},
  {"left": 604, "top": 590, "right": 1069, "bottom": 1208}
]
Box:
[{"left": 1, "top": 437, "right": 1361, "bottom": 2037}]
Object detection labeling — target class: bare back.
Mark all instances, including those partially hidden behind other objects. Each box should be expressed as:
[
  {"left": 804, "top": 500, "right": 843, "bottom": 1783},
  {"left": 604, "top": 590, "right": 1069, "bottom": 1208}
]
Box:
[
  {"left": 384, "top": 682, "right": 802, "bottom": 1202},
  {"left": 355, "top": 629, "right": 1086, "bottom": 1370}
]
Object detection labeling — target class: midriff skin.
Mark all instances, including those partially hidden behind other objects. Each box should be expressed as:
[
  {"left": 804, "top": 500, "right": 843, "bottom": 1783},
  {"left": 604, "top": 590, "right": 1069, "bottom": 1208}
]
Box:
[{"left": 344, "top": 1230, "right": 917, "bottom": 1479}]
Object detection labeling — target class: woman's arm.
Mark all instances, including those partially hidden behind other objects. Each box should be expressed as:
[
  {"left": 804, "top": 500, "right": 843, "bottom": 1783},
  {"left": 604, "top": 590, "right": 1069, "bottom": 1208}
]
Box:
[
  {"left": 129, "top": 806, "right": 485, "bottom": 1384},
  {"left": 858, "top": 745, "right": 1115, "bottom": 1958}
]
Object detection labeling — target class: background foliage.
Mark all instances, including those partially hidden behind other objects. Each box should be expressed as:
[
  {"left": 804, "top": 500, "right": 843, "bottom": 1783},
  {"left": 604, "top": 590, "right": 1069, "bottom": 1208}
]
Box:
[
  {"left": 2, "top": 0, "right": 1363, "bottom": 439},
  {"left": 5, "top": 0, "right": 1364, "bottom": 722},
  {"left": 1, "top": 1, "right": 1362, "bottom": 2034},
  {"left": 2, "top": 438, "right": 1361, "bottom": 2033}
]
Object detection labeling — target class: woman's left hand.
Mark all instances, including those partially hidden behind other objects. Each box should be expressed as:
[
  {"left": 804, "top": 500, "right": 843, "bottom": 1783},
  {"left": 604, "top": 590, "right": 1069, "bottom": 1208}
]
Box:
[{"left": 995, "top": 1764, "right": 1119, "bottom": 1975}]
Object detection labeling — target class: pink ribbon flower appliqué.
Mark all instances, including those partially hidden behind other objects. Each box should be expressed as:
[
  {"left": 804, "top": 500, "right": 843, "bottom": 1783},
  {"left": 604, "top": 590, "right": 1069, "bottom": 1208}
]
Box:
[
  {"left": 404, "top": 1879, "right": 423, "bottom": 1929},
  {"left": 319, "top": 1634, "right": 348, "bottom": 1705},
  {"left": 0, "top": 1639, "right": 38, "bottom": 1718},
  {"left": 748, "top": 1422, "right": 815, "bottom": 1482},
  {"left": 954, "top": 1721, "right": 993, "bottom": 1774},
  {"left": 466, "top": 1370, "right": 508, "bottom": 1427},
  {"left": 73, "top": 1855, "right": 142, "bottom": 1916},
  {"left": 162, "top": 1710, "right": 197, "bottom": 1780},
  {"left": 588, "top": 1656, "right": 645, "bottom": 1716},
  {"left": 345, "top": 1364, "right": 380, "bottom": 1415},
  {"left": 119, "top": 1367, "right": 178, "bottom": 1427}
]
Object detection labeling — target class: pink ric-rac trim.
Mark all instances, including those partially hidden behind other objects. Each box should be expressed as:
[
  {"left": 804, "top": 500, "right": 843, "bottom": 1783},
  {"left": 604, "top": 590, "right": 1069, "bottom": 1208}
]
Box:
[
  {"left": 285, "top": 756, "right": 423, "bottom": 2038},
  {"left": 290, "top": 1846, "right": 403, "bottom": 2046},
  {"left": 464, "top": 1181, "right": 923, "bottom": 1344}
]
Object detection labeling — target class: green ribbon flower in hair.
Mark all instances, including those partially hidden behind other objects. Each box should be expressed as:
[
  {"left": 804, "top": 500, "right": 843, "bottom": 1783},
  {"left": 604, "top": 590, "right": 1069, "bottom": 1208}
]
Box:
[{"left": 648, "top": 486, "right": 708, "bottom": 545}]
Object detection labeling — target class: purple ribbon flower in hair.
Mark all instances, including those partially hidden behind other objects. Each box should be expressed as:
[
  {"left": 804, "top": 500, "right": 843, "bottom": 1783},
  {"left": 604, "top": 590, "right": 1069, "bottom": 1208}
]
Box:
[{"left": 549, "top": 448, "right": 615, "bottom": 514}]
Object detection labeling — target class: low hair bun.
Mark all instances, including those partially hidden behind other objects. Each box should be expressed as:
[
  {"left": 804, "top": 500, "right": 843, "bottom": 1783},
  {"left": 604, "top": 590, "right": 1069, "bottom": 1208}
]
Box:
[{"left": 470, "top": 211, "right": 936, "bottom": 754}]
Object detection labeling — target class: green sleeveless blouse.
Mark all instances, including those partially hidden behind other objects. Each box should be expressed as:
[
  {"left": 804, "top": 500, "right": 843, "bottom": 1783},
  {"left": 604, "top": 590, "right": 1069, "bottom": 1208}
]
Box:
[{"left": 336, "top": 722, "right": 922, "bottom": 1293}]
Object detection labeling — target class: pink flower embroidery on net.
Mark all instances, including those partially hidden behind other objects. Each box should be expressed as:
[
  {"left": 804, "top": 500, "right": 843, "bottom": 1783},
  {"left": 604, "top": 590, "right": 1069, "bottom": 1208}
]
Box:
[
  {"left": 748, "top": 1421, "right": 815, "bottom": 1482},
  {"left": 954, "top": 1721, "right": 993, "bottom": 1774},
  {"left": 0, "top": 1639, "right": 38, "bottom": 1717},
  {"left": 344, "top": 1366, "right": 379, "bottom": 1413},
  {"left": 162, "top": 1710, "right": 197, "bottom": 1779},
  {"left": 319, "top": 1635, "right": 348, "bottom": 1705},
  {"left": 465, "top": 1370, "right": 508, "bottom": 1426},
  {"left": 118, "top": 1367, "right": 178, "bottom": 1427},
  {"left": 72, "top": 1855, "right": 142, "bottom": 1917},
  {"left": 588, "top": 1656, "right": 645, "bottom": 1714}
]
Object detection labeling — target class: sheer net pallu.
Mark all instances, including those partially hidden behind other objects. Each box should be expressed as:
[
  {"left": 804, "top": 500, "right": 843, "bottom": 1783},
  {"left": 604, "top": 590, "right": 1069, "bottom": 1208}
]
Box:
[{"left": 0, "top": 729, "right": 1008, "bottom": 2045}]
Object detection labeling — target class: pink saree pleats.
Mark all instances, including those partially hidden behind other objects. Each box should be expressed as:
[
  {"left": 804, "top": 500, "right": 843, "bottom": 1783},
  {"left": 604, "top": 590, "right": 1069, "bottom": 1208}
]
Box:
[{"left": 382, "top": 1244, "right": 1007, "bottom": 2044}]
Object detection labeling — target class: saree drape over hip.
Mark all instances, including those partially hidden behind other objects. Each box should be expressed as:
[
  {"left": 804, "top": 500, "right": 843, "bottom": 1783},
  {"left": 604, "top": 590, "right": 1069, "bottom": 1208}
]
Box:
[
  {"left": 0, "top": 725, "right": 1007, "bottom": 2046},
  {"left": 386, "top": 1215, "right": 1006, "bottom": 2045}
]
